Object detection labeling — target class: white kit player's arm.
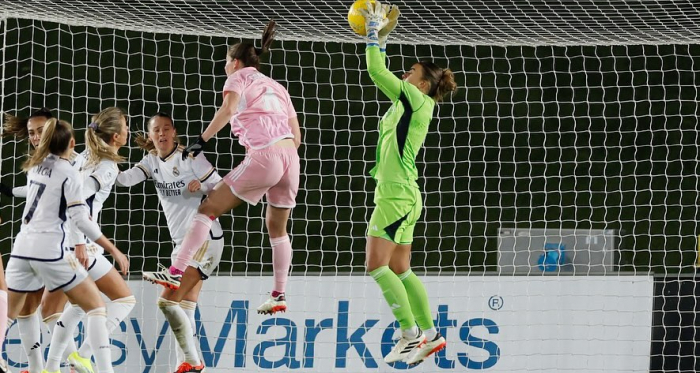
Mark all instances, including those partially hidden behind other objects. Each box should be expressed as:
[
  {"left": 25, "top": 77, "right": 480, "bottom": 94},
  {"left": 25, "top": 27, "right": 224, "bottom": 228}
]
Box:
[
  {"left": 63, "top": 177, "right": 104, "bottom": 242},
  {"left": 90, "top": 160, "right": 119, "bottom": 192},
  {"left": 64, "top": 174, "right": 130, "bottom": 275},
  {"left": 70, "top": 159, "right": 120, "bottom": 247},
  {"left": 12, "top": 186, "right": 28, "bottom": 198},
  {"left": 116, "top": 161, "right": 150, "bottom": 187},
  {"left": 0, "top": 182, "right": 28, "bottom": 198},
  {"left": 192, "top": 153, "right": 222, "bottom": 193},
  {"left": 68, "top": 170, "right": 105, "bottom": 248}
]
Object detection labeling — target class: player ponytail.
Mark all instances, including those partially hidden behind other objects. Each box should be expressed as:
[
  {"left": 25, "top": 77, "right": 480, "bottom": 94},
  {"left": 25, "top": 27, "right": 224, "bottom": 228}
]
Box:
[
  {"left": 134, "top": 132, "right": 154, "bottom": 152},
  {"left": 418, "top": 61, "right": 458, "bottom": 103},
  {"left": 135, "top": 112, "right": 178, "bottom": 152},
  {"left": 22, "top": 118, "right": 74, "bottom": 171},
  {"left": 85, "top": 107, "right": 126, "bottom": 166},
  {"left": 228, "top": 19, "right": 277, "bottom": 70},
  {"left": 257, "top": 19, "right": 277, "bottom": 56},
  {"left": 2, "top": 107, "right": 53, "bottom": 139}
]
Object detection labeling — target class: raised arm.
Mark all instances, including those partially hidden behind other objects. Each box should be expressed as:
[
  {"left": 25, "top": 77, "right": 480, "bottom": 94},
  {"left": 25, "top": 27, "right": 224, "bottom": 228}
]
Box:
[
  {"left": 366, "top": 46, "right": 402, "bottom": 102},
  {"left": 203, "top": 91, "right": 239, "bottom": 142},
  {"left": 182, "top": 91, "right": 239, "bottom": 160},
  {"left": 363, "top": 2, "right": 402, "bottom": 101}
]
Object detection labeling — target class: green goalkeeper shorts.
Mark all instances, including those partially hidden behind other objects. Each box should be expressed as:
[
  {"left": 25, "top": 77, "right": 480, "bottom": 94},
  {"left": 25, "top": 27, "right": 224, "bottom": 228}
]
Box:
[{"left": 367, "top": 182, "right": 422, "bottom": 244}]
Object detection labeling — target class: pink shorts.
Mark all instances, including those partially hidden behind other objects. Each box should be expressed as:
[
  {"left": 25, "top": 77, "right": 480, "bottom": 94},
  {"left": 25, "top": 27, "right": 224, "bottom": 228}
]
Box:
[{"left": 223, "top": 147, "right": 300, "bottom": 208}]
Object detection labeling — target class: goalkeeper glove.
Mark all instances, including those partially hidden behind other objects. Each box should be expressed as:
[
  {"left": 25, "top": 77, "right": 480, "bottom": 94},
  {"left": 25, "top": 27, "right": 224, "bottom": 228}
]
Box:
[
  {"left": 378, "top": 5, "right": 400, "bottom": 49},
  {"left": 181, "top": 135, "right": 207, "bottom": 160},
  {"left": 360, "top": 0, "right": 390, "bottom": 47}
]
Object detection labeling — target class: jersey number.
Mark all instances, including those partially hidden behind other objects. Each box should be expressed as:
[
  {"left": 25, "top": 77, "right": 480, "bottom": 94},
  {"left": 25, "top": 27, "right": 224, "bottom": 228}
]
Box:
[
  {"left": 23, "top": 180, "right": 46, "bottom": 223},
  {"left": 262, "top": 88, "right": 284, "bottom": 113}
]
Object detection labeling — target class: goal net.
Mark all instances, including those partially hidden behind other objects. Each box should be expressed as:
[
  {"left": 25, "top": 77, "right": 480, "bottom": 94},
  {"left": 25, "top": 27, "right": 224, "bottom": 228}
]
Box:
[{"left": 0, "top": 1, "right": 697, "bottom": 372}]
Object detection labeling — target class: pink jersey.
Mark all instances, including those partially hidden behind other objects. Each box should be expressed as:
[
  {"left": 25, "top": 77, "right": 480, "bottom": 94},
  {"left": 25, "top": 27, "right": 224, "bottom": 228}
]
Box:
[{"left": 223, "top": 67, "right": 296, "bottom": 149}]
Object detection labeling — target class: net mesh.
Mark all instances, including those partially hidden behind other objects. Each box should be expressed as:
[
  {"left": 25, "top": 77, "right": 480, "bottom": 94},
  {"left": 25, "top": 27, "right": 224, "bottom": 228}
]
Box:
[{"left": 0, "top": 1, "right": 698, "bottom": 372}]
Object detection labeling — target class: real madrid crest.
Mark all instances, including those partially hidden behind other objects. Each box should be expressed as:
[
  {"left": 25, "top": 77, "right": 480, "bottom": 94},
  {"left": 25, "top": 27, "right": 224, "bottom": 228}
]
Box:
[{"left": 173, "top": 166, "right": 180, "bottom": 176}]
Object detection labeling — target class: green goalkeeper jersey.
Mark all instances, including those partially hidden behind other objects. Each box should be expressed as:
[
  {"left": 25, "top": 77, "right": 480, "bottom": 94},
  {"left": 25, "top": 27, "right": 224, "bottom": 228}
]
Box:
[{"left": 366, "top": 45, "right": 435, "bottom": 187}]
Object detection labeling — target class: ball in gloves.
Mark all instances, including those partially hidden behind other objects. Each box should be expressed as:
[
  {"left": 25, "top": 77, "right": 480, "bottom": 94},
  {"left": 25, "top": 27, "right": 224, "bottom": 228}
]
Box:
[{"left": 348, "top": 0, "right": 384, "bottom": 36}]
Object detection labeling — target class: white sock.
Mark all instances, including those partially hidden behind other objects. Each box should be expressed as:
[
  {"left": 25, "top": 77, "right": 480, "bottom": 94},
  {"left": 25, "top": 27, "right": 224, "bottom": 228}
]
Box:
[
  {"left": 79, "top": 295, "right": 136, "bottom": 359},
  {"left": 44, "top": 312, "right": 78, "bottom": 359},
  {"left": 17, "top": 311, "right": 44, "bottom": 373},
  {"left": 158, "top": 298, "right": 200, "bottom": 366},
  {"left": 402, "top": 325, "right": 420, "bottom": 339},
  {"left": 177, "top": 300, "right": 200, "bottom": 363},
  {"left": 423, "top": 327, "right": 438, "bottom": 340},
  {"left": 180, "top": 301, "right": 198, "bottom": 338},
  {"left": 86, "top": 307, "right": 113, "bottom": 373},
  {"left": 45, "top": 305, "right": 85, "bottom": 372}
]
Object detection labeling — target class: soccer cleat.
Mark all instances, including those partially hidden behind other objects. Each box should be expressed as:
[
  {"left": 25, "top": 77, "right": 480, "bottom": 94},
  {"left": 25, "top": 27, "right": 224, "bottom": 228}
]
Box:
[
  {"left": 256, "top": 293, "right": 287, "bottom": 315},
  {"left": 143, "top": 263, "right": 182, "bottom": 290},
  {"left": 405, "top": 332, "right": 447, "bottom": 365},
  {"left": 173, "top": 362, "right": 205, "bottom": 373},
  {"left": 67, "top": 351, "right": 94, "bottom": 373},
  {"left": 383, "top": 330, "right": 426, "bottom": 364},
  {"left": 0, "top": 359, "right": 11, "bottom": 373}
]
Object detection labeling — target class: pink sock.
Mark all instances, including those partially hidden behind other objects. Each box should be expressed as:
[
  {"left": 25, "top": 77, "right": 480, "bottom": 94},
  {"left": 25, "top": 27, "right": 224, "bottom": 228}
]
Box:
[
  {"left": 270, "top": 235, "right": 292, "bottom": 294},
  {"left": 172, "top": 214, "right": 213, "bottom": 272},
  {"left": 0, "top": 290, "right": 7, "bottom": 349}
]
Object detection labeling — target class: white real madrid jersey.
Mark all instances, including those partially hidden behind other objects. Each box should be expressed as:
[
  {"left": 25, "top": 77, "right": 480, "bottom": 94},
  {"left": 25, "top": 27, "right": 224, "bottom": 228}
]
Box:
[
  {"left": 12, "top": 154, "right": 85, "bottom": 260},
  {"left": 68, "top": 151, "right": 119, "bottom": 249},
  {"left": 135, "top": 146, "right": 223, "bottom": 245}
]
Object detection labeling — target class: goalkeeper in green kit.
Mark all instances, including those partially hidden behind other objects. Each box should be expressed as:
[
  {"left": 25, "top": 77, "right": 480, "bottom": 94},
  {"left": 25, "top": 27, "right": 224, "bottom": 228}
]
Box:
[{"left": 360, "top": 0, "right": 458, "bottom": 366}]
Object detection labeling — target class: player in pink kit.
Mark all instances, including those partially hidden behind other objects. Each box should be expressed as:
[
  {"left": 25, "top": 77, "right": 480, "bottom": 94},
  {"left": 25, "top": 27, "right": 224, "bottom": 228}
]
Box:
[{"left": 174, "top": 19, "right": 302, "bottom": 315}]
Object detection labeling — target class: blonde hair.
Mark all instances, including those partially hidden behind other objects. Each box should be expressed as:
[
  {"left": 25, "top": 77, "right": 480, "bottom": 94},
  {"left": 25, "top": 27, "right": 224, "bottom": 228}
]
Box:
[
  {"left": 85, "top": 107, "right": 126, "bottom": 166},
  {"left": 22, "top": 118, "right": 74, "bottom": 171},
  {"left": 134, "top": 112, "right": 178, "bottom": 152}
]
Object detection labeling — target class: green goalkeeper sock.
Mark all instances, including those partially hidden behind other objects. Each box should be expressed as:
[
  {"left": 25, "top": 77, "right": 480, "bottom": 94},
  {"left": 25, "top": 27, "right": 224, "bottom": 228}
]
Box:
[
  {"left": 370, "top": 266, "right": 416, "bottom": 331},
  {"left": 399, "top": 269, "right": 435, "bottom": 331}
]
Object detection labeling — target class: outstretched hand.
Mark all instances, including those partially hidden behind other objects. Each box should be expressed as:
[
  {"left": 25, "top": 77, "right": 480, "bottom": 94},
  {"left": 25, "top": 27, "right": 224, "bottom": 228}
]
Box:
[
  {"left": 181, "top": 136, "right": 207, "bottom": 160},
  {"left": 360, "top": 0, "right": 391, "bottom": 43},
  {"left": 378, "top": 5, "right": 400, "bottom": 40}
]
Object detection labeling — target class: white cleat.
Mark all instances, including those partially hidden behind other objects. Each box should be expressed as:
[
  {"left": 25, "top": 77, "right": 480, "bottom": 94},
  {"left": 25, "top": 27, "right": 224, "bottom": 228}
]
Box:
[
  {"left": 257, "top": 293, "right": 287, "bottom": 315},
  {"left": 384, "top": 330, "right": 426, "bottom": 364},
  {"left": 143, "top": 263, "right": 182, "bottom": 290},
  {"left": 67, "top": 351, "right": 94, "bottom": 373},
  {"left": 0, "top": 358, "right": 11, "bottom": 373},
  {"left": 405, "top": 332, "right": 447, "bottom": 365}
]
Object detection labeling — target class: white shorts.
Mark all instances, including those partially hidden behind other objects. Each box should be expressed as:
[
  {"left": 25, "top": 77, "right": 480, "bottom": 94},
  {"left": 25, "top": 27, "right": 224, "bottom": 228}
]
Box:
[
  {"left": 6, "top": 255, "right": 88, "bottom": 293},
  {"left": 84, "top": 245, "right": 113, "bottom": 281},
  {"left": 172, "top": 237, "right": 224, "bottom": 279}
]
